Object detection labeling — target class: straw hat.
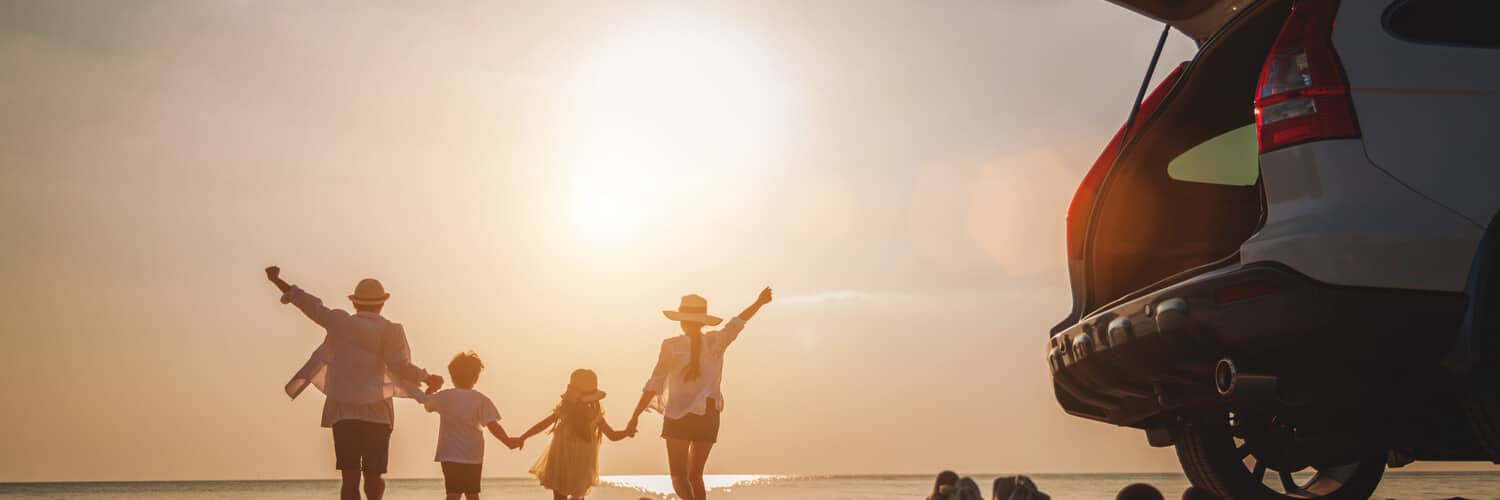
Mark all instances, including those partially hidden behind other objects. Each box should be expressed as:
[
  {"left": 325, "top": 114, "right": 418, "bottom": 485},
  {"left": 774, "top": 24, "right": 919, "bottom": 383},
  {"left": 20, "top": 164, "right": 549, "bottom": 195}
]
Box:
[
  {"left": 563, "top": 369, "right": 607, "bottom": 403},
  {"left": 662, "top": 294, "right": 723, "bottom": 326},
  {"left": 348, "top": 278, "right": 390, "bottom": 306}
]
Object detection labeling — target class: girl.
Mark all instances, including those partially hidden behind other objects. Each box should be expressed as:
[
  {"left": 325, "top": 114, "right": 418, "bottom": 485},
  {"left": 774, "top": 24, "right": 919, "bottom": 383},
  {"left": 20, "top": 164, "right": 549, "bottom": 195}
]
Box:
[
  {"left": 625, "top": 287, "right": 773, "bottom": 500},
  {"left": 516, "top": 369, "right": 633, "bottom": 500}
]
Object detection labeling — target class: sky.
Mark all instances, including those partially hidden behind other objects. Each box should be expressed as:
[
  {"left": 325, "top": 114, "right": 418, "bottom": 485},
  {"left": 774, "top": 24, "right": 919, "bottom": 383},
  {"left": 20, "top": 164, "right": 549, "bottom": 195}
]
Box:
[{"left": 0, "top": 0, "right": 1208, "bottom": 482}]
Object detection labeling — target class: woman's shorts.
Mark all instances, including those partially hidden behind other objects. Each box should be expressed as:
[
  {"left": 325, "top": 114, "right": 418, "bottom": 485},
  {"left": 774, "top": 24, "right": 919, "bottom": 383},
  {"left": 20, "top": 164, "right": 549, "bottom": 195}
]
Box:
[{"left": 661, "top": 399, "right": 721, "bottom": 443}]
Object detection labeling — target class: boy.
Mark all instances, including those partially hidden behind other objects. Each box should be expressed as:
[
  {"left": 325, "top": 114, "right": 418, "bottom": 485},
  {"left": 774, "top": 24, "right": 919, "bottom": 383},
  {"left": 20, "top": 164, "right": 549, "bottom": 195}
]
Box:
[{"left": 422, "top": 351, "right": 520, "bottom": 500}]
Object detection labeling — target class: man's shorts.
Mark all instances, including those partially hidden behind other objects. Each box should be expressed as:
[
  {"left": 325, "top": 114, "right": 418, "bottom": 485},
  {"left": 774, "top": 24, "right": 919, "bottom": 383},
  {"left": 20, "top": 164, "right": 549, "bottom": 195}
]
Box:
[
  {"left": 441, "top": 462, "right": 483, "bottom": 494},
  {"left": 332, "top": 420, "right": 392, "bottom": 473}
]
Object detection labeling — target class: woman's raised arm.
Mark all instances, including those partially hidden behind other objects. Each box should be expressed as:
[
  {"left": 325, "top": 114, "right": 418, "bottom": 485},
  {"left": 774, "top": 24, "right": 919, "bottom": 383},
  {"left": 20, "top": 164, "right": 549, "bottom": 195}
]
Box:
[{"left": 736, "top": 287, "right": 773, "bottom": 321}]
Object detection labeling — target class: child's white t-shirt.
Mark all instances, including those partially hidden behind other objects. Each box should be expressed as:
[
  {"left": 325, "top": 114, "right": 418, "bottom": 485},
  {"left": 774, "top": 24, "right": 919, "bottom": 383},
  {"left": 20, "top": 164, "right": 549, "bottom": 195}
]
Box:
[{"left": 422, "top": 388, "right": 501, "bottom": 464}]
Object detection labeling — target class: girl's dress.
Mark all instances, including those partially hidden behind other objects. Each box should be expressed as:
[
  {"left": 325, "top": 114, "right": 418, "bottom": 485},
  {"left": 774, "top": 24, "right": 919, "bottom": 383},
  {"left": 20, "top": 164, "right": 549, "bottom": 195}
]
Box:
[{"left": 529, "top": 403, "right": 603, "bottom": 497}]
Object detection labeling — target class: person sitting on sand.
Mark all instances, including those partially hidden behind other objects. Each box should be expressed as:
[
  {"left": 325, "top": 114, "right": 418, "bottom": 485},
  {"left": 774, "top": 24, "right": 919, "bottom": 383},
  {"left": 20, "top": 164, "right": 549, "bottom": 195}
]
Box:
[
  {"left": 993, "top": 475, "right": 1050, "bottom": 500},
  {"left": 419, "top": 351, "right": 522, "bottom": 500},
  {"left": 1178, "top": 486, "right": 1217, "bottom": 500},
  {"left": 1116, "top": 483, "right": 1165, "bottom": 500},
  {"left": 266, "top": 266, "right": 443, "bottom": 500},
  {"left": 516, "top": 369, "right": 635, "bottom": 500},
  {"left": 929, "top": 470, "right": 984, "bottom": 500}
]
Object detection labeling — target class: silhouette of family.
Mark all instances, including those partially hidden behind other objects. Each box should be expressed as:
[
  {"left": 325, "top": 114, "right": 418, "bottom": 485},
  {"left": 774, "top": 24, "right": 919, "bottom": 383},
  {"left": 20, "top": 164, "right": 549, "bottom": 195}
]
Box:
[{"left": 265, "top": 266, "right": 773, "bottom": 500}]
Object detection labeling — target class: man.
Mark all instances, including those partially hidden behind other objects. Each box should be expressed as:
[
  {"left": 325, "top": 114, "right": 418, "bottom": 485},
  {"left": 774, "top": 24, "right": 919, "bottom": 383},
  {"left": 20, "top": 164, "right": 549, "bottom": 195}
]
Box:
[{"left": 266, "top": 266, "right": 443, "bottom": 500}]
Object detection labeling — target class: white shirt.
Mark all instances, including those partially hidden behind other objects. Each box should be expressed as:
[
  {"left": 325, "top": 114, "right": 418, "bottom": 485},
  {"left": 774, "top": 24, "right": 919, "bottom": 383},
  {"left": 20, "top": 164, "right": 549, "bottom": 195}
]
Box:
[
  {"left": 280, "top": 286, "right": 429, "bottom": 428},
  {"left": 642, "top": 317, "right": 746, "bottom": 419},
  {"left": 421, "top": 388, "right": 502, "bottom": 464}
]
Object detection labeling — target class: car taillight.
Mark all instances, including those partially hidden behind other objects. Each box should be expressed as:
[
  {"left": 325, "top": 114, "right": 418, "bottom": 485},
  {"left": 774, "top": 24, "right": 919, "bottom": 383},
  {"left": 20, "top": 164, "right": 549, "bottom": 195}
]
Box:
[
  {"left": 1067, "top": 65, "right": 1183, "bottom": 260},
  {"left": 1213, "top": 280, "right": 1278, "bottom": 304},
  {"left": 1254, "top": 0, "right": 1358, "bottom": 153}
]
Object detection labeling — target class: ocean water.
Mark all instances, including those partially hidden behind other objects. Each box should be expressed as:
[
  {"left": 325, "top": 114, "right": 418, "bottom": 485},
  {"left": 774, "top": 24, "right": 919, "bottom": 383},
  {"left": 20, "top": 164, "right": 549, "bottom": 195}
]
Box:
[{"left": 1, "top": 472, "right": 1496, "bottom": 499}]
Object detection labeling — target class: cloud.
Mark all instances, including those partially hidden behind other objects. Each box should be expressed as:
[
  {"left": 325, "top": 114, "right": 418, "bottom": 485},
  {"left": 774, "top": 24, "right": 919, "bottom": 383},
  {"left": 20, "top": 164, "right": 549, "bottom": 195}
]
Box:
[{"left": 779, "top": 290, "right": 893, "bottom": 305}]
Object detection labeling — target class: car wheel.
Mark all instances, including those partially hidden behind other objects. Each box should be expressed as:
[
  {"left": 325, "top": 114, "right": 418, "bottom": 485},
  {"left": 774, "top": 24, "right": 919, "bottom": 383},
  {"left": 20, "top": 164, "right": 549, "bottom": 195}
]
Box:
[
  {"left": 1463, "top": 249, "right": 1500, "bottom": 461},
  {"left": 1463, "top": 389, "right": 1500, "bottom": 460},
  {"left": 1173, "top": 410, "right": 1386, "bottom": 500}
]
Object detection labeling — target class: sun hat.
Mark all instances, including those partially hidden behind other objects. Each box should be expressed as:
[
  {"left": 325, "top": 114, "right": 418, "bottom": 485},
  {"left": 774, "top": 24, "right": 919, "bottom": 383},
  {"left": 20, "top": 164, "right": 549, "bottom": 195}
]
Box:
[
  {"left": 563, "top": 369, "right": 607, "bottom": 403},
  {"left": 348, "top": 278, "right": 390, "bottom": 306},
  {"left": 662, "top": 294, "right": 723, "bottom": 326}
]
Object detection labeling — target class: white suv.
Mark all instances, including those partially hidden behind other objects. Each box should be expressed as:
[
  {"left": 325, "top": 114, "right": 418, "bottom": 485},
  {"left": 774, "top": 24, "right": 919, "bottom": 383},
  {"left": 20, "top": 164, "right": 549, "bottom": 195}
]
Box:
[{"left": 1047, "top": 1, "right": 1500, "bottom": 498}]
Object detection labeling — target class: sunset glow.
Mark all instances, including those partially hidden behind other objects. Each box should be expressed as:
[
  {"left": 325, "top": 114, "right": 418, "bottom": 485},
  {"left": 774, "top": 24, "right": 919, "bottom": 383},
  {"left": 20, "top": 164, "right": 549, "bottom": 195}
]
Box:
[
  {"left": 0, "top": 0, "right": 1209, "bottom": 485},
  {"left": 548, "top": 10, "right": 795, "bottom": 245}
]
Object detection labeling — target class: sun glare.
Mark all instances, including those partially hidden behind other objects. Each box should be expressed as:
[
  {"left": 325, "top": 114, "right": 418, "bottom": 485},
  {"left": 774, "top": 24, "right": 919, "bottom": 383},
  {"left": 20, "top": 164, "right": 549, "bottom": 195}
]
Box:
[
  {"left": 573, "top": 180, "right": 636, "bottom": 242},
  {"left": 547, "top": 10, "right": 795, "bottom": 245},
  {"left": 601, "top": 474, "right": 780, "bottom": 496}
]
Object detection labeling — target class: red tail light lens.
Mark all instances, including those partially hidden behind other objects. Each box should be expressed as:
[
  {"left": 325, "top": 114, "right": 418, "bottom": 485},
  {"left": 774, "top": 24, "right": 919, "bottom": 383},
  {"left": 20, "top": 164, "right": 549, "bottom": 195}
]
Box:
[{"left": 1254, "top": 0, "right": 1358, "bottom": 153}]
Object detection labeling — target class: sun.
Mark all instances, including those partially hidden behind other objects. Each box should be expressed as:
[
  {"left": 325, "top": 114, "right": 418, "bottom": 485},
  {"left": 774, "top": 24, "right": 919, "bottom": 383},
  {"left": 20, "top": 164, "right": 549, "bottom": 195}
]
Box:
[
  {"left": 572, "top": 181, "right": 637, "bottom": 242},
  {"left": 546, "top": 9, "right": 795, "bottom": 245}
]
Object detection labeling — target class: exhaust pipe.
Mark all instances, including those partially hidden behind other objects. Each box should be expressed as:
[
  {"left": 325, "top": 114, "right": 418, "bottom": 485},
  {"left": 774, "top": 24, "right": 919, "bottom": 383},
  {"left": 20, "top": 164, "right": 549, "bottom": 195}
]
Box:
[{"left": 1214, "top": 358, "right": 1278, "bottom": 401}]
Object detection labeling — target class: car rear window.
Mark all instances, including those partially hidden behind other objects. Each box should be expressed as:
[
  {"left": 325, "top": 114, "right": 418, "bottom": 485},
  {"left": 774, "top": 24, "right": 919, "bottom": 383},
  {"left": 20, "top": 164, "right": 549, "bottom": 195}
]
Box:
[
  {"left": 1384, "top": 0, "right": 1500, "bottom": 48},
  {"left": 1167, "top": 124, "right": 1259, "bottom": 186}
]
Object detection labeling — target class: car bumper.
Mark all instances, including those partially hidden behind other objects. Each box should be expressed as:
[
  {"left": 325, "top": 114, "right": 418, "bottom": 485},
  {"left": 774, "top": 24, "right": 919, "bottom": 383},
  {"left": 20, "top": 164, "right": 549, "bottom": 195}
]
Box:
[{"left": 1048, "top": 262, "right": 1466, "bottom": 428}]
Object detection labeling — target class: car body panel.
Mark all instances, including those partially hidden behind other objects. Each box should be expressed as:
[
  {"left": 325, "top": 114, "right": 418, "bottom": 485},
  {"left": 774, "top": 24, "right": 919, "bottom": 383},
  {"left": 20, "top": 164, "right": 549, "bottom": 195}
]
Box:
[
  {"left": 1333, "top": 0, "right": 1500, "bottom": 227},
  {"left": 1243, "top": 140, "right": 1483, "bottom": 292}
]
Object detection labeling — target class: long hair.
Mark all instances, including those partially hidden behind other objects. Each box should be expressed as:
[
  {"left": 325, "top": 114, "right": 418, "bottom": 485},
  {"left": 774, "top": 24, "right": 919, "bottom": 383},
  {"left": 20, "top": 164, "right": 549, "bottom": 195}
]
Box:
[
  {"left": 684, "top": 329, "right": 704, "bottom": 381},
  {"left": 555, "top": 399, "right": 602, "bottom": 441},
  {"left": 931, "top": 470, "right": 959, "bottom": 499}
]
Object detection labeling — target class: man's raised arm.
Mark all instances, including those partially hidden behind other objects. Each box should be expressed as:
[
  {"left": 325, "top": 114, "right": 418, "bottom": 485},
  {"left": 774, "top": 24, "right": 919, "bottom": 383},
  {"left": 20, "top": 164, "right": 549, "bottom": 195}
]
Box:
[
  {"left": 265, "top": 266, "right": 291, "bottom": 294},
  {"left": 265, "top": 265, "right": 347, "bottom": 329}
]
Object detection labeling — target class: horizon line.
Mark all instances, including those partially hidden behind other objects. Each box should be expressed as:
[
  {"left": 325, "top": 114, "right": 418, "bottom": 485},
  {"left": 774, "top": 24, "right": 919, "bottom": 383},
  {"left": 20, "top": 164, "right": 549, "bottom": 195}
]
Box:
[{"left": 3, "top": 470, "right": 1492, "bottom": 486}]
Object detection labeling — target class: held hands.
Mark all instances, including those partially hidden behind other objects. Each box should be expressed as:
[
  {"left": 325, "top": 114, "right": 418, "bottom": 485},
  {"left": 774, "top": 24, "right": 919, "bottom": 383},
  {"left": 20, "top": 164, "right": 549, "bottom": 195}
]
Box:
[
  {"left": 423, "top": 374, "right": 444, "bottom": 394},
  {"left": 501, "top": 436, "right": 524, "bottom": 450},
  {"left": 605, "top": 424, "right": 638, "bottom": 442}
]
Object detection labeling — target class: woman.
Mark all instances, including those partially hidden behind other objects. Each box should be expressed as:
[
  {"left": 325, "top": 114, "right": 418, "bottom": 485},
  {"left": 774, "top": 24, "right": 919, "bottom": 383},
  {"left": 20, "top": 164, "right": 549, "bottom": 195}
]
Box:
[{"left": 626, "top": 287, "right": 772, "bottom": 500}]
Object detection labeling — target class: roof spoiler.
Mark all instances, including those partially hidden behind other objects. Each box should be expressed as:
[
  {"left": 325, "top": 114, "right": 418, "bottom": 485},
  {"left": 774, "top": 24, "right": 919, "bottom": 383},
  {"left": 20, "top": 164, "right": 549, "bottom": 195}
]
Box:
[{"left": 1105, "top": 0, "right": 1257, "bottom": 43}]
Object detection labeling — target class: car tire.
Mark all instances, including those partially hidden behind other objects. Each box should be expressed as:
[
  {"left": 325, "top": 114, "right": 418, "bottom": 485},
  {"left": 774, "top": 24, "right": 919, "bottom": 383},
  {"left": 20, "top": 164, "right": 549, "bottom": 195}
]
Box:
[
  {"left": 1173, "top": 410, "right": 1386, "bottom": 500},
  {"left": 1463, "top": 391, "right": 1500, "bottom": 461},
  {"left": 1463, "top": 237, "right": 1500, "bottom": 462}
]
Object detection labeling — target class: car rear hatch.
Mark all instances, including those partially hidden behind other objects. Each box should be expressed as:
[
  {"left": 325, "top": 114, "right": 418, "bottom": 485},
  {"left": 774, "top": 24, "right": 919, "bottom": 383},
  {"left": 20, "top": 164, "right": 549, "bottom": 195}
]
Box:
[
  {"left": 1059, "top": 0, "right": 1290, "bottom": 330},
  {"left": 1106, "top": 0, "right": 1262, "bottom": 44}
]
